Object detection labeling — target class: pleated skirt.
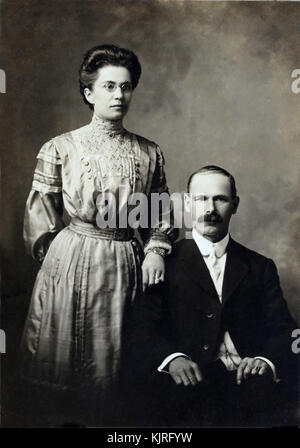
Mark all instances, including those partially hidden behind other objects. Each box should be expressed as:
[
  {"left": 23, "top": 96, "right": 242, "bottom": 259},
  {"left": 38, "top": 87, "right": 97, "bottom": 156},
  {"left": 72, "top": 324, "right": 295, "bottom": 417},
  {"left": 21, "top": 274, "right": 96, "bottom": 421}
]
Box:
[{"left": 21, "top": 221, "right": 142, "bottom": 393}]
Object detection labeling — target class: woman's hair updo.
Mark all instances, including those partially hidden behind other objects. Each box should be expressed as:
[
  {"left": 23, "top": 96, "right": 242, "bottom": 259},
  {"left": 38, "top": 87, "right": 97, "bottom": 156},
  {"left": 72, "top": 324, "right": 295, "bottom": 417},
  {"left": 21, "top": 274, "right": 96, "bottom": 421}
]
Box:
[{"left": 79, "top": 44, "right": 142, "bottom": 110}]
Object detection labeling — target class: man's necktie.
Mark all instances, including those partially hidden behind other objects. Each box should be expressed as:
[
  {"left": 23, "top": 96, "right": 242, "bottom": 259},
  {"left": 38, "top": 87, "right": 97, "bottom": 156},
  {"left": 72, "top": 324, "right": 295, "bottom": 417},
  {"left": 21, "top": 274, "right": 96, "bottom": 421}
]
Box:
[{"left": 209, "top": 246, "right": 222, "bottom": 284}]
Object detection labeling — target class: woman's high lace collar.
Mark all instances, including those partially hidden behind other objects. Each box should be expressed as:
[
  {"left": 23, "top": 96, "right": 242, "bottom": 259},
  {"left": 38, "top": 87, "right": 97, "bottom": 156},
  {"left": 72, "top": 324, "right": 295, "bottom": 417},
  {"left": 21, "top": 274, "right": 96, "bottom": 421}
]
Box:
[{"left": 90, "top": 113, "right": 124, "bottom": 136}]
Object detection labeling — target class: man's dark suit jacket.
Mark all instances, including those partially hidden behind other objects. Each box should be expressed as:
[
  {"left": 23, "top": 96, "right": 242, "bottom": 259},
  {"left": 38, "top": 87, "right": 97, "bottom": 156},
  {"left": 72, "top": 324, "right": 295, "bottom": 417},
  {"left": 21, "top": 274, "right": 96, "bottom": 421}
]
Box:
[{"left": 128, "top": 237, "right": 298, "bottom": 384}]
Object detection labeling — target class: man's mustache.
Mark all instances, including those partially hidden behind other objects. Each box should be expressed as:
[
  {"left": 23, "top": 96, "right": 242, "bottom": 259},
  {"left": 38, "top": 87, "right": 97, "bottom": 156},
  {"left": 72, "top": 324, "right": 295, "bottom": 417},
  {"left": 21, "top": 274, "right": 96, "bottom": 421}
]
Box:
[{"left": 197, "top": 213, "right": 223, "bottom": 223}]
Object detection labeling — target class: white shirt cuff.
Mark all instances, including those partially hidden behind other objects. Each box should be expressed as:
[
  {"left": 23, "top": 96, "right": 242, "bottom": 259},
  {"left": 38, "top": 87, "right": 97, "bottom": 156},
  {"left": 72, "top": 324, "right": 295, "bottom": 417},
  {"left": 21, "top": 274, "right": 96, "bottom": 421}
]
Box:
[
  {"left": 157, "top": 353, "right": 190, "bottom": 373},
  {"left": 254, "top": 356, "right": 280, "bottom": 383}
]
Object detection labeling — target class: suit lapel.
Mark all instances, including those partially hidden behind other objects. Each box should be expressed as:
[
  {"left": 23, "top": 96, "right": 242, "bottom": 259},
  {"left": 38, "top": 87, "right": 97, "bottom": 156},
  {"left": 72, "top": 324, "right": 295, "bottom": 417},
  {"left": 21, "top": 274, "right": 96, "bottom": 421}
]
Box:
[
  {"left": 178, "top": 237, "right": 249, "bottom": 304},
  {"left": 222, "top": 238, "right": 249, "bottom": 304},
  {"left": 179, "top": 239, "right": 220, "bottom": 301}
]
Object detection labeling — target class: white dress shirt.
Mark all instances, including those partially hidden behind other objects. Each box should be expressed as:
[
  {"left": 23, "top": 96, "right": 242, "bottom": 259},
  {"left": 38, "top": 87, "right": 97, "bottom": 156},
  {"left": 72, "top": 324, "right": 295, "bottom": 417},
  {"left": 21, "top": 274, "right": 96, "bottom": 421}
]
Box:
[{"left": 158, "top": 230, "right": 278, "bottom": 380}]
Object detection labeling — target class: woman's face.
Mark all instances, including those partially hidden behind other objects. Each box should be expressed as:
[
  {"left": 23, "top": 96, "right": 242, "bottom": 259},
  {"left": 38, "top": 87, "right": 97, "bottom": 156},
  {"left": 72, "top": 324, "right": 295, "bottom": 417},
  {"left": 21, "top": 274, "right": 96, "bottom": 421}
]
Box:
[{"left": 84, "top": 65, "right": 133, "bottom": 120}]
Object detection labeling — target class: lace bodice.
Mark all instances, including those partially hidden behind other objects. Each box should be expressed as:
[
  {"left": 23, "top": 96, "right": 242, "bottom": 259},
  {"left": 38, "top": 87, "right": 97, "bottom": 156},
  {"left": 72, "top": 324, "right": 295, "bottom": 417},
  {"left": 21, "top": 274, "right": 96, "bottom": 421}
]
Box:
[
  {"left": 24, "top": 115, "right": 178, "bottom": 260},
  {"left": 73, "top": 114, "right": 140, "bottom": 190}
]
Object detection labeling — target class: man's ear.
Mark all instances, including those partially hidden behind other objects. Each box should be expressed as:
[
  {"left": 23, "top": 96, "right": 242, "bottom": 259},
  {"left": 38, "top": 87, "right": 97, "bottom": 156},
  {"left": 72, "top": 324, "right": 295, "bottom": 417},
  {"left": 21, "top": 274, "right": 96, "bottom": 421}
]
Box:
[
  {"left": 84, "top": 87, "right": 94, "bottom": 106},
  {"left": 184, "top": 192, "right": 191, "bottom": 214},
  {"left": 232, "top": 196, "right": 240, "bottom": 214}
]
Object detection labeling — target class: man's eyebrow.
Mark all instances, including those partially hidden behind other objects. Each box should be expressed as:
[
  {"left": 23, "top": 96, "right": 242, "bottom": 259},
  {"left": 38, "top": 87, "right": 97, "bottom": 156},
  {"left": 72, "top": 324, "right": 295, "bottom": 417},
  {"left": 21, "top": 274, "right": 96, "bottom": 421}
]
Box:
[
  {"left": 193, "top": 193, "right": 206, "bottom": 198},
  {"left": 214, "top": 194, "right": 230, "bottom": 200}
]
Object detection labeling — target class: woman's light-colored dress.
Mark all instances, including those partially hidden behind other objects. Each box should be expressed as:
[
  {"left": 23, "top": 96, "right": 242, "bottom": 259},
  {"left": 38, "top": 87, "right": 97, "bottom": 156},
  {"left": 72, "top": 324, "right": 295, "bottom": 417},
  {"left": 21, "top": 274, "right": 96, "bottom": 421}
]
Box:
[{"left": 22, "top": 114, "right": 177, "bottom": 393}]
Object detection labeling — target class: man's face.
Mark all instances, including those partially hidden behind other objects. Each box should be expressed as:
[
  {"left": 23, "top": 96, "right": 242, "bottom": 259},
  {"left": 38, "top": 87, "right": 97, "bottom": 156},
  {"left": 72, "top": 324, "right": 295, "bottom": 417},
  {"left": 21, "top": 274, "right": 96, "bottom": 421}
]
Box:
[{"left": 185, "top": 172, "right": 239, "bottom": 242}]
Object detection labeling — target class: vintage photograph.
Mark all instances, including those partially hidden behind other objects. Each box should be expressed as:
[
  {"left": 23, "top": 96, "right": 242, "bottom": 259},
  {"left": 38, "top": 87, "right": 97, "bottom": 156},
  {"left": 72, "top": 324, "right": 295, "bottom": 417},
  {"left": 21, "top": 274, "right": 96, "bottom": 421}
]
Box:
[{"left": 1, "top": 0, "right": 299, "bottom": 429}]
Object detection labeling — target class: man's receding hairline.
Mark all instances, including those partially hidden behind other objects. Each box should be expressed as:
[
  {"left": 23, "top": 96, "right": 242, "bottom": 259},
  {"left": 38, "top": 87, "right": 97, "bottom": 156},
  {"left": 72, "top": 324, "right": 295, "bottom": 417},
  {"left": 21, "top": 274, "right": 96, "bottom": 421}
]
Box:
[
  {"left": 189, "top": 170, "right": 231, "bottom": 184},
  {"left": 187, "top": 165, "right": 237, "bottom": 198}
]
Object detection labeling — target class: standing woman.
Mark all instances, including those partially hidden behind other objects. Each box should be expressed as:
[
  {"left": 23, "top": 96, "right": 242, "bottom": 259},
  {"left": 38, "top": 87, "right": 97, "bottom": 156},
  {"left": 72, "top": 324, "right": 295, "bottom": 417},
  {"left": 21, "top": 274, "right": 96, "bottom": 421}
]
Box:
[{"left": 22, "top": 44, "right": 178, "bottom": 426}]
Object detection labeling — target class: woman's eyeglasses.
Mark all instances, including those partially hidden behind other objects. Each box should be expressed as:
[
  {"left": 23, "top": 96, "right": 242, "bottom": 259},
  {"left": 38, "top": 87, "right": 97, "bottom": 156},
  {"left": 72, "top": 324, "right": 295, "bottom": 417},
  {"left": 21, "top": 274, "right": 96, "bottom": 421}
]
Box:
[{"left": 101, "top": 81, "right": 133, "bottom": 93}]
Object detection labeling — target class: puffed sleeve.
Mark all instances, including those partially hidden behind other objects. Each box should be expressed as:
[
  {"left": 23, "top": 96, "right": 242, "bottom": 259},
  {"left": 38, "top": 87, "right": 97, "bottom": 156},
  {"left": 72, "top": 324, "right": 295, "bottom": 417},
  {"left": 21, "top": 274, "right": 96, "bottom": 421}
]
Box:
[
  {"left": 140, "top": 144, "right": 179, "bottom": 255},
  {"left": 23, "top": 139, "right": 65, "bottom": 262}
]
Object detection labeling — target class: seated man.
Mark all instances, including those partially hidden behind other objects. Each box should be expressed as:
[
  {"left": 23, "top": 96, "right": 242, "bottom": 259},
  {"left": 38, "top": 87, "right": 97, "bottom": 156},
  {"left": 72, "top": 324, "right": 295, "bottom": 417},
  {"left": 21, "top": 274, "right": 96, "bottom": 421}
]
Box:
[{"left": 126, "top": 165, "right": 299, "bottom": 427}]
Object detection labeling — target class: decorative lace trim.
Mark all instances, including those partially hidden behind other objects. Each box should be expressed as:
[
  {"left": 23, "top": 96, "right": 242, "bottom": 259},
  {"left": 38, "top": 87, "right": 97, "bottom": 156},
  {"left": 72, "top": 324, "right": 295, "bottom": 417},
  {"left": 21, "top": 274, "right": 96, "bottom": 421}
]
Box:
[
  {"left": 91, "top": 114, "right": 123, "bottom": 136},
  {"left": 74, "top": 117, "right": 141, "bottom": 189}
]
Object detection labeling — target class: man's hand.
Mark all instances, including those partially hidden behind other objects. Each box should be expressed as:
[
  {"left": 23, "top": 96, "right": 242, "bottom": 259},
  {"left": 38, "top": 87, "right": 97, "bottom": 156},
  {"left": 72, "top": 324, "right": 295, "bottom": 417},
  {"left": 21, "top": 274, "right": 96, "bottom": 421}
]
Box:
[
  {"left": 168, "top": 356, "right": 203, "bottom": 386},
  {"left": 142, "top": 252, "right": 165, "bottom": 291},
  {"left": 236, "top": 357, "right": 270, "bottom": 385}
]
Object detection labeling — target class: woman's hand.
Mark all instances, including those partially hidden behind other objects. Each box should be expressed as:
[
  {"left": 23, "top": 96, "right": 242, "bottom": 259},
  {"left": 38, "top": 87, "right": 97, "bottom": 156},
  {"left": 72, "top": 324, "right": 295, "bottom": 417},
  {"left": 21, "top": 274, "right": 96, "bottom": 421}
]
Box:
[{"left": 142, "top": 252, "right": 165, "bottom": 291}]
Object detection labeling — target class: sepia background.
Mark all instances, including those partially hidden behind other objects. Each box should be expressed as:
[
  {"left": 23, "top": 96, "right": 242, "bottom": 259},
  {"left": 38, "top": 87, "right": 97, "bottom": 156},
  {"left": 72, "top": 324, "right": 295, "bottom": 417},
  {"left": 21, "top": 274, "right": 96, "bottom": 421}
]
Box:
[{"left": 1, "top": 0, "right": 299, "bottom": 426}]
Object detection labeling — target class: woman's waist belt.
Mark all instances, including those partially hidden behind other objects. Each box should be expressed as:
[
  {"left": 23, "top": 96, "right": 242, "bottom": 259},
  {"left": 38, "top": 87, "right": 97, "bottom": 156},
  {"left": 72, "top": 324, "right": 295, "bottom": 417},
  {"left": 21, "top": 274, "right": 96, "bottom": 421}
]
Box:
[{"left": 69, "top": 218, "right": 133, "bottom": 241}]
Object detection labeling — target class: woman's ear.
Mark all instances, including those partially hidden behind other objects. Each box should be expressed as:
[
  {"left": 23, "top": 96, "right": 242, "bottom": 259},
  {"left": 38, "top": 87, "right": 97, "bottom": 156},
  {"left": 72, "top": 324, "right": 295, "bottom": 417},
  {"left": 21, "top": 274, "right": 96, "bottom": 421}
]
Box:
[{"left": 84, "top": 87, "right": 94, "bottom": 106}]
